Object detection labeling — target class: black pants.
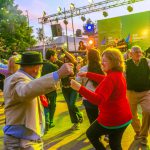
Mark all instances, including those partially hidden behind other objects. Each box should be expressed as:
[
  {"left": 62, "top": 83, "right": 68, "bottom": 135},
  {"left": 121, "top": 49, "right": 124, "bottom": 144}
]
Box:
[
  {"left": 62, "top": 87, "right": 82, "bottom": 123},
  {"left": 86, "top": 120, "right": 128, "bottom": 150},
  {"left": 83, "top": 100, "right": 99, "bottom": 124}
]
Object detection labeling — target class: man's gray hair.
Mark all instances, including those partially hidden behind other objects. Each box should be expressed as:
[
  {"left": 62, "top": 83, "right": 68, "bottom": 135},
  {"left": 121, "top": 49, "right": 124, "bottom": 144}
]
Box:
[{"left": 131, "top": 45, "right": 141, "bottom": 52}]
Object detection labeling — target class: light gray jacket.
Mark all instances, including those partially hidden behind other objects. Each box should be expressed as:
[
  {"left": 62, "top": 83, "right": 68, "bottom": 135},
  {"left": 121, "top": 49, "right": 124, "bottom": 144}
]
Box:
[{"left": 4, "top": 71, "right": 58, "bottom": 136}]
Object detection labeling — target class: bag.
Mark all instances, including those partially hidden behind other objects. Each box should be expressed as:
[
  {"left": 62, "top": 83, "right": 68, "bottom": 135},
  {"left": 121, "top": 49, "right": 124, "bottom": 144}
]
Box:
[
  {"left": 40, "top": 95, "right": 48, "bottom": 107},
  {"left": 0, "top": 73, "right": 5, "bottom": 91}
]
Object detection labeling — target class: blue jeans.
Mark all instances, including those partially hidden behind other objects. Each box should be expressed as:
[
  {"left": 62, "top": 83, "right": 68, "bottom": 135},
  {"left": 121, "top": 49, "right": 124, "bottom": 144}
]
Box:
[
  {"left": 62, "top": 87, "right": 82, "bottom": 123},
  {"left": 4, "top": 135, "right": 43, "bottom": 150}
]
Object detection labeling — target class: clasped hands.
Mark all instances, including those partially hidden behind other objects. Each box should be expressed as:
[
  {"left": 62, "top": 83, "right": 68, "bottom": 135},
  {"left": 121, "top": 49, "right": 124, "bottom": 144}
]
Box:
[
  {"left": 70, "top": 72, "right": 87, "bottom": 91},
  {"left": 58, "top": 64, "right": 87, "bottom": 91}
]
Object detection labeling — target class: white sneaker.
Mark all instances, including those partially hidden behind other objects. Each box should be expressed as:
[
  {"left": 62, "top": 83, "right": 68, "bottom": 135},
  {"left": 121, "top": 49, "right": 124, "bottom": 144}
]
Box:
[
  {"left": 78, "top": 117, "right": 83, "bottom": 123},
  {"left": 140, "top": 138, "right": 148, "bottom": 145},
  {"left": 106, "top": 145, "right": 111, "bottom": 150},
  {"left": 78, "top": 112, "right": 84, "bottom": 123},
  {"left": 104, "top": 135, "right": 109, "bottom": 143},
  {"left": 71, "top": 123, "right": 80, "bottom": 130}
]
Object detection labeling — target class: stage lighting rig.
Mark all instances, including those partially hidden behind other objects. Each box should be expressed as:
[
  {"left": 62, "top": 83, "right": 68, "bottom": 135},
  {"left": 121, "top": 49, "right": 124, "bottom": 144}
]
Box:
[
  {"left": 81, "top": 16, "right": 86, "bottom": 22},
  {"left": 127, "top": 6, "right": 133, "bottom": 12},
  {"left": 103, "top": 11, "right": 108, "bottom": 17}
]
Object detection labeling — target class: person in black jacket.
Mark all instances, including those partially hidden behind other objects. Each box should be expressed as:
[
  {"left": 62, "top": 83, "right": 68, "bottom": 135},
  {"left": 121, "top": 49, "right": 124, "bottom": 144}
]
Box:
[
  {"left": 145, "top": 47, "right": 150, "bottom": 58},
  {"left": 41, "top": 50, "right": 58, "bottom": 131}
]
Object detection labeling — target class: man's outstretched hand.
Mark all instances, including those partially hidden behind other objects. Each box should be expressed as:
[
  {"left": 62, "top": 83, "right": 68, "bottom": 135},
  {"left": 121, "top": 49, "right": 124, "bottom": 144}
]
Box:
[{"left": 57, "top": 63, "right": 74, "bottom": 78}]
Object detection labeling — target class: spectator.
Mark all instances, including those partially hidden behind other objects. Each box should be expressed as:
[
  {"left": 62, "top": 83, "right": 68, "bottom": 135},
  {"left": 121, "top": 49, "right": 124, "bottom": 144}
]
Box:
[
  {"left": 0, "top": 55, "right": 21, "bottom": 91},
  {"left": 123, "top": 49, "right": 131, "bottom": 60},
  {"left": 8, "top": 55, "right": 21, "bottom": 75},
  {"left": 78, "top": 41, "right": 86, "bottom": 51},
  {"left": 145, "top": 47, "right": 150, "bottom": 58},
  {"left": 126, "top": 45, "right": 150, "bottom": 146},
  {"left": 78, "top": 41, "right": 87, "bottom": 58}
]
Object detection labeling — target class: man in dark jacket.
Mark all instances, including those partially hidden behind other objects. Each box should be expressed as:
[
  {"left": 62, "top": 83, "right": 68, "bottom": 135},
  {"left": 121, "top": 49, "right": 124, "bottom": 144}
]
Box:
[{"left": 41, "top": 50, "right": 59, "bottom": 131}]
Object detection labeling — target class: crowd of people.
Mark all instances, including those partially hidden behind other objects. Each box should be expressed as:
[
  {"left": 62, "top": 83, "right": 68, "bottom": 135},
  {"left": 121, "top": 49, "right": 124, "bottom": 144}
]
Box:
[{"left": 0, "top": 42, "right": 149, "bottom": 150}]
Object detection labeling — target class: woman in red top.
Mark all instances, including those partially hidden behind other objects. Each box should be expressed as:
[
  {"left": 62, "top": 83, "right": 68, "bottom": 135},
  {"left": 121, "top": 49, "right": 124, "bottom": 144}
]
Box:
[{"left": 71, "top": 48, "right": 132, "bottom": 150}]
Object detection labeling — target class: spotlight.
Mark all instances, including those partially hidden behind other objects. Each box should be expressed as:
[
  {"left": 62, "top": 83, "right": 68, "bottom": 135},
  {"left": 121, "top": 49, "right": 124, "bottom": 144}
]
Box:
[
  {"left": 127, "top": 6, "right": 133, "bottom": 12},
  {"left": 87, "top": 37, "right": 95, "bottom": 46},
  {"left": 43, "top": 11, "right": 46, "bottom": 17},
  {"left": 88, "top": 39, "right": 94, "bottom": 45},
  {"left": 63, "top": 19, "right": 68, "bottom": 25},
  {"left": 57, "top": 6, "right": 62, "bottom": 14},
  {"left": 76, "top": 29, "right": 82, "bottom": 37},
  {"left": 103, "top": 11, "right": 108, "bottom": 17},
  {"left": 85, "top": 23, "right": 94, "bottom": 33},
  {"left": 76, "top": 9, "right": 81, "bottom": 15},
  {"left": 81, "top": 16, "right": 86, "bottom": 22},
  {"left": 70, "top": 3, "right": 75, "bottom": 10},
  {"left": 42, "top": 11, "right": 48, "bottom": 23},
  {"left": 43, "top": 17, "right": 48, "bottom": 23}
]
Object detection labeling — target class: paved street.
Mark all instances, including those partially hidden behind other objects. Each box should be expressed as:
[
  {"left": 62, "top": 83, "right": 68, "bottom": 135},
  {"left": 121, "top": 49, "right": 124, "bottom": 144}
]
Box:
[{"left": 0, "top": 91, "right": 150, "bottom": 150}]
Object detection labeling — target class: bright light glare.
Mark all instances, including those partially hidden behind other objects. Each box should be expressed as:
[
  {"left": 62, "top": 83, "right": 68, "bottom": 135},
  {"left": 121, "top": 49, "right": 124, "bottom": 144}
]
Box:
[
  {"left": 142, "top": 29, "right": 148, "bottom": 36},
  {"left": 88, "top": 0, "right": 94, "bottom": 3},
  {"left": 88, "top": 26, "right": 92, "bottom": 29},
  {"left": 88, "top": 39, "right": 94, "bottom": 45}
]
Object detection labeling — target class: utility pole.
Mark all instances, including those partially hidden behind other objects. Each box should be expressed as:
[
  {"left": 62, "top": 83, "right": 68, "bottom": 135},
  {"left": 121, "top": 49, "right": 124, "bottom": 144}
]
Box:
[
  {"left": 70, "top": 8, "right": 76, "bottom": 51},
  {"left": 64, "top": 8, "right": 69, "bottom": 50},
  {"left": 41, "top": 22, "right": 46, "bottom": 59},
  {"left": 41, "top": 11, "right": 47, "bottom": 59},
  {"left": 26, "top": 10, "right": 31, "bottom": 50}
]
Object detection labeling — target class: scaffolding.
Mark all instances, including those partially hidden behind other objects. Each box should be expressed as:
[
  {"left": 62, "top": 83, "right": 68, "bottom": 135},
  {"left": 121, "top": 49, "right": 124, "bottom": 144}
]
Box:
[{"left": 38, "top": 0, "right": 144, "bottom": 24}]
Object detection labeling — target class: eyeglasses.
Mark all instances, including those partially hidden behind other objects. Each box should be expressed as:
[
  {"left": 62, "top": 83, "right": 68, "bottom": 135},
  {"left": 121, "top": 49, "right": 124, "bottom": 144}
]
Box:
[
  {"left": 133, "top": 51, "right": 142, "bottom": 54},
  {"left": 101, "top": 60, "right": 110, "bottom": 63}
]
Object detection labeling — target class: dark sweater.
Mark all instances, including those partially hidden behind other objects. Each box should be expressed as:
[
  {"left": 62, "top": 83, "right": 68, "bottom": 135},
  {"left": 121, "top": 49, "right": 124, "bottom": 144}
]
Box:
[
  {"left": 126, "top": 58, "right": 150, "bottom": 92},
  {"left": 41, "top": 61, "right": 58, "bottom": 93},
  {"left": 42, "top": 61, "right": 58, "bottom": 76}
]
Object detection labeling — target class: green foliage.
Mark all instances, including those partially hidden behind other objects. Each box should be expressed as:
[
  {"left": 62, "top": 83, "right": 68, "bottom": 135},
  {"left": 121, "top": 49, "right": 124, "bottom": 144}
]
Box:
[
  {"left": 0, "top": 0, "right": 37, "bottom": 59},
  {"left": 36, "top": 28, "right": 44, "bottom": 41}
]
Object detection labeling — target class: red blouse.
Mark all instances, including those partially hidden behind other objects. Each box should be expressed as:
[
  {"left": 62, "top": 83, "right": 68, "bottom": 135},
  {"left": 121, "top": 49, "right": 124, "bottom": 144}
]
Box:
[{"left": 79, "top": 71, "right": 132, "bottom": 127}]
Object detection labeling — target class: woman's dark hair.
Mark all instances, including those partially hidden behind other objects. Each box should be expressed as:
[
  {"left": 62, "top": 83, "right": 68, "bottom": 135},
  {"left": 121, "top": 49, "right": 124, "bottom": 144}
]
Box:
[
  {"left": 46, "top": 49, "right": 56, "bottom": 60},
  {"left": 79, "top": 41, "right": 84, "bottom": 45},
  {"left": 87, "top": 48, "right": 104, "bottom": 87}
]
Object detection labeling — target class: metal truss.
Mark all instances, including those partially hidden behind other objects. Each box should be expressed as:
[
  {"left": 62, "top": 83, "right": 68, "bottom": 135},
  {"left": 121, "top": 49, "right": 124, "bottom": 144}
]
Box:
[{"left": 38, "top": 0, "right": 144, "bottom": 24}]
